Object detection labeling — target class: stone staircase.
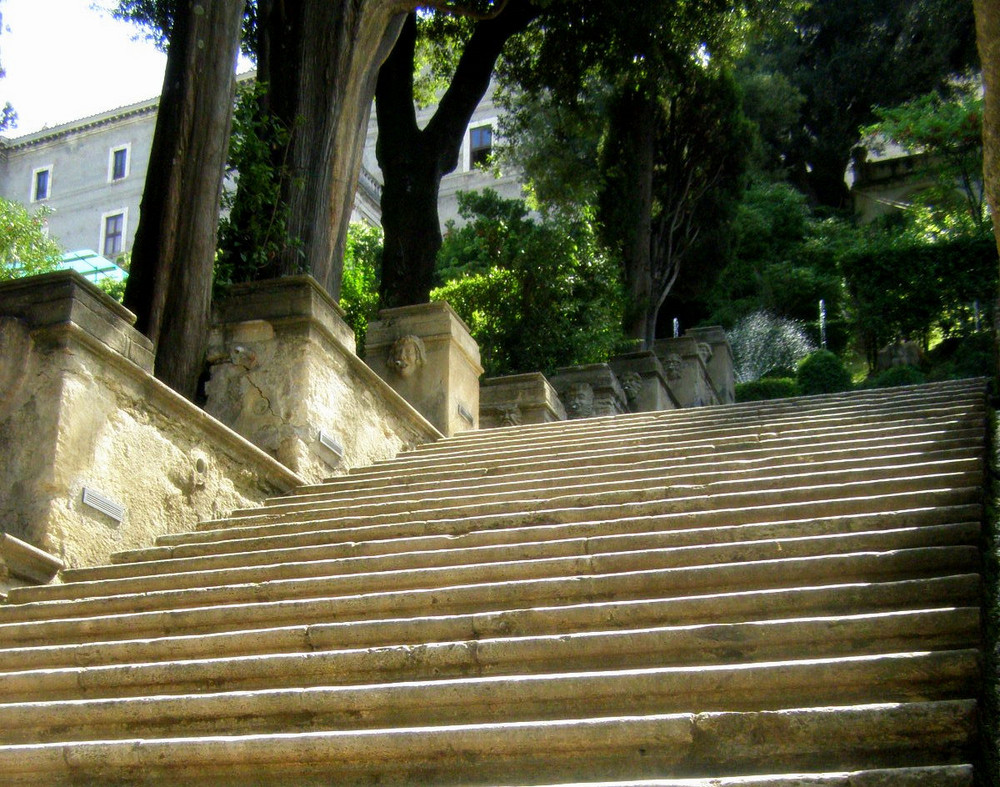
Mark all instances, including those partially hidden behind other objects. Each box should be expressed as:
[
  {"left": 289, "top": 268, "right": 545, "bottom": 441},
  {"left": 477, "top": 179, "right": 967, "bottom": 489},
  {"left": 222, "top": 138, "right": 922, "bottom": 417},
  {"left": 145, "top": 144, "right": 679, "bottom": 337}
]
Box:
[{"left": 0, "top": 378, "right": 990, "bottom": 785}]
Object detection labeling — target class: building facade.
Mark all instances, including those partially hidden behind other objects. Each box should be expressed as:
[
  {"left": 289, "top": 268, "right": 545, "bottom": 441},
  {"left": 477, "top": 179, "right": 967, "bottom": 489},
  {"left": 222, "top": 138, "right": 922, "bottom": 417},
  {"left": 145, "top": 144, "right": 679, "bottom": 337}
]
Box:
[{"left": 0, "top": 80, "right": 522, "bottom": 261}]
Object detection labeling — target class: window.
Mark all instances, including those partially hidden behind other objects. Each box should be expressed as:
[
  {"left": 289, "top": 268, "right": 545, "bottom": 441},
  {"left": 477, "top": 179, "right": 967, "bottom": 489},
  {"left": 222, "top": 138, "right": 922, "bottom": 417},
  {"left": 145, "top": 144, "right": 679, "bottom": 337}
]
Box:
[
  {"left": 469, "top": 125, "right": 492, "bottom": 168},
  {"left": 102, "top": 211, "right": 126, "bottom": 258},
  {"left": 109, "top": 145, "right": 130, "bottom": 181},
  {"left": 31, "top": 167, "right": 51, "bottom": 202}
]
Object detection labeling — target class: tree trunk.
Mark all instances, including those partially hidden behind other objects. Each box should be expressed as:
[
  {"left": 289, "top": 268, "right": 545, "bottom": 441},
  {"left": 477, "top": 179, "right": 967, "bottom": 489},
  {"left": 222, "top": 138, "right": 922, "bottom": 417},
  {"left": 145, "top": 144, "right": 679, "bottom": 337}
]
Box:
[
  {"left": 974, "top": 0, "right": 1000, "bottom": 378},
  {"left": 376, "top": 4, "right": 540, "bottom": 307},
  {"left": 123, "top": 0, "right": 245, "bottom": 400},
  {"left": 600, "top": 89, "right": 657, "bottom": 348},
  {"left": 260, "top": 0, "right": 408, "bottom": 298}
]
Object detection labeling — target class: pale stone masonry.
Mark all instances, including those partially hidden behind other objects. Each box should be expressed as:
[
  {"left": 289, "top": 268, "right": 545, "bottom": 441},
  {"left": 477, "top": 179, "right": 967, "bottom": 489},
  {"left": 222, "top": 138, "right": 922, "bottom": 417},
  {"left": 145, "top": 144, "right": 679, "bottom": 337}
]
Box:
[
  {"left": 366, "top": 301, "right": 484, "bottom": 436},
  {"left": 0, "top": 271, "right": 304, "bottom": 568},
  {"left": 205, "top": 276, "right": 441, "bottom": 483}
]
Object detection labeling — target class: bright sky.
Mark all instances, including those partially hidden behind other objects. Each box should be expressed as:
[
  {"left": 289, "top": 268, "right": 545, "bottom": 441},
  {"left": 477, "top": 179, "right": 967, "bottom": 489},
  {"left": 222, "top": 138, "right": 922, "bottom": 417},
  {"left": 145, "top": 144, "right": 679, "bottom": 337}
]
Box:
[{"left": 1, "top": 0, "right": 168, "bottom": 137}]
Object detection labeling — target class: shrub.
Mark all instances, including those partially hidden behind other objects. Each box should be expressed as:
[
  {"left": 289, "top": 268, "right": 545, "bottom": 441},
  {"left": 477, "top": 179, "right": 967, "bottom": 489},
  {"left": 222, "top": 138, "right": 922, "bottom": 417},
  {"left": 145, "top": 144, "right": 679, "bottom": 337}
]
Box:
[
  {"left": 797, "top": 349, "right": 853, "bottom": 395},
  {"left": 736, "top": 377, "right": 798, "bottom": 402},
  {"left": 872, "top": 365, "right": 926, "bottom": 388}
]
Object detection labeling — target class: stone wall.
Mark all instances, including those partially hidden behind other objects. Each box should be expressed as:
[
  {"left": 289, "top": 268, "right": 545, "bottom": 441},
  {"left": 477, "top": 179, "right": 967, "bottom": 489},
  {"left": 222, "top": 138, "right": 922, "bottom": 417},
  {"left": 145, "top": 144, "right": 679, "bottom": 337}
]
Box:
[
  {"left": 0, "top": 272, "right": 304, "bottom": 569},
  {"left": 205, "top": 277, "right": 442, "bottom": 483}
]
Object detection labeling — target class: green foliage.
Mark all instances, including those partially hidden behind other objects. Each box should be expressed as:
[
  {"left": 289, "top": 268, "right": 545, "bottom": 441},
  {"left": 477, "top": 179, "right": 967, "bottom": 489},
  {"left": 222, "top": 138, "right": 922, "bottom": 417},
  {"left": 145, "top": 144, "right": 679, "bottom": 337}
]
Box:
[
  {"left": 432, "top": 190, "right": 625, "bottom": 377},
  {"left": 925, "top": 332, "right": 997, "bottom": 381},
  {"left": 216, "top": 82, "right": 301, "bottom": 290},
  {"left": 735, "top": 377, "right": 798, "bottom": 402},
  {"left": 796, "top": 349, "right": 853, "bottom": 395},
  {"left": 839, "top": 232, "right": 997, "bottom": 367},
  {"left": 871, "top": 365, "right": 926, "bottom": 388},
  {"left": 863, "top": 79, "right": 987, "bottom": 235},
  {"left": 0, "top": 198, "right": 63, "bottom": 281},
  {"left": 339, "top": 223, "right": 383, "bottom": 354},
  {"left": 96, "top": 278, "right": 127, "bottom": 303},
  {"left": 705, "top": 181, "right": 844, "bottom": 334}
]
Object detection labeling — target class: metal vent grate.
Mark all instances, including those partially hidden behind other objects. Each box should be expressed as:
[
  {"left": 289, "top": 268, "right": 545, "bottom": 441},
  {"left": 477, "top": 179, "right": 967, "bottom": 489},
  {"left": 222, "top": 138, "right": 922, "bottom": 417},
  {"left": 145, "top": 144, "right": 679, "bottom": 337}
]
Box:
[
  {"left": 82, "top": 487, "right": 125, "bottom": 522},
  {"left": 457, "top": 403, "right": 475, "bottom": 425}
]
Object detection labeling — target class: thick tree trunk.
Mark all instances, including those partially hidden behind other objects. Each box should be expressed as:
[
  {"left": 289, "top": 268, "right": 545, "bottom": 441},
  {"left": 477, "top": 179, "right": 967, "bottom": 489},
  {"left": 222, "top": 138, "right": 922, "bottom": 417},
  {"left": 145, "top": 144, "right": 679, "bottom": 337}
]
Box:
[
  {"left": 260, "top": 1, "right": 408, "bottom": 298},
  {"left": 974, "top": 0, "right": 1000, "bottom": 377},
  {"left": 123, "top": 0, "right": 245, "bottom": 400},
  {"left": 376, "top": 5, "right": 540, "bottom": 307}
]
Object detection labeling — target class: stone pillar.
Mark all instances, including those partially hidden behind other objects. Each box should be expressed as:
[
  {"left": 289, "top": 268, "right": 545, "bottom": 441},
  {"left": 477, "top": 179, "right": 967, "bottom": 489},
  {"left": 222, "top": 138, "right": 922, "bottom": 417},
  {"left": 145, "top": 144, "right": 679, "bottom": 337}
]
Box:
[
  {"left": 686, "top": 325, "right": 735, "bottom": 405},
  {"left": 609, "top": 351, "right": 679, "bottom": 412},
  {"left": 365, "top": 302, "right": 483, "bottom": 436},
  {"left": 0, "top": 271, "right": 301, "bottom": 568},
  {"left": 548, "top": 364, "right": 628, "bottom": 419},
  {"left": 653, "top": 336, "right": 720, "bottom": 409},
  {"left": 480, "top": 373, "right": 567, "bottom": 428},
  {"left": 206, "top": 276, "right": 441, "bottom": 481}
]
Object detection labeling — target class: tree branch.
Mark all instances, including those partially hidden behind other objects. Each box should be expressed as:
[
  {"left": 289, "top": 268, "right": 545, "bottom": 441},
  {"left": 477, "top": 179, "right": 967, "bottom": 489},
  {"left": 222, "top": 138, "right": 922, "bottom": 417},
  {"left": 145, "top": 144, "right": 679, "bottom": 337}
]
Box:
[{"left": 415, "top": 0, "right": 511, "bottom": 21}]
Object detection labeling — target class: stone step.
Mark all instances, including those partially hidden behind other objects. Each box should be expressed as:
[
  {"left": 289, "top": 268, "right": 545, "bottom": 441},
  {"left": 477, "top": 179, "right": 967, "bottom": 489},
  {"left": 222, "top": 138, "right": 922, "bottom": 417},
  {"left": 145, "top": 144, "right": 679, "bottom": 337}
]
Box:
[
  {"left": 0, "top": 607, "right": 978, "bottom": 699},
  {"left": 78, "top": 504, "right": 976, "bottom": 582},
  {"left": 121, "top": 491, "right": 979, "bottom": 567},
  {"left": 12, "top": 521, "right": 980, "bottom": 605},
  {"left": 241, "top": 452, "right": 982, "bottom": 520},
  {"left": 361, "top": 410, "right": 984, "bottom": 476},
  {"left": 291, "top": 432, "right": 983, "bottom": 500},
  {"left": 1, "top": 569, "right": 978, "bottom": 655},
  {"left": 0, "top": 542, "right": 978, "bottom": 629},
  {"left": 0, "top": 650, "right": 979, "bottom": 743},
  {"left": 405, "top": 382, "right": 985, "bottom": 456},
  {"left": 504, "top": 765, "right": 974, "bottom": 787},
  {"left": 179, "top": 474, "right": 981, "bottom": 547},
  {"left": 284, "top": 439, "right": 983, "bottom": 505},
  {"left": 0, "top": 700, "right": 976, "bottom": 784}
]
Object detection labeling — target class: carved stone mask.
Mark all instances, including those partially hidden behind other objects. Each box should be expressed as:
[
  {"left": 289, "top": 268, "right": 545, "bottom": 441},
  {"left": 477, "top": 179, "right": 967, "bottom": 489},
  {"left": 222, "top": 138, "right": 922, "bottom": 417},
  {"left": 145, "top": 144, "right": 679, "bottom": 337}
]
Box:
[
  {"left": 665, "top": 353, "right": 683, "bottom": 382},
  {"left": 388, "top": 335, "right": 426, "bottom": 378},
  {"left": 563, "top": 383, "right": 594, "bottom": 419},
  {"left": 621, "top": 372, "right": 642, "bottom": 404}
]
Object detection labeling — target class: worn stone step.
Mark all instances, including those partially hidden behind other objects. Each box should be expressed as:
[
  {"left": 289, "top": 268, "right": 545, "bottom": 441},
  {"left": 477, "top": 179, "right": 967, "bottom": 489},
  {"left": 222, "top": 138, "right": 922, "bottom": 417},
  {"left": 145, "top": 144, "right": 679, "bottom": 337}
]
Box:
[
  {"left": 363, "top": 411, "right": 984, "bottom": 477},
  {"left": 237, "top": 454, "right": 982, "bottom": 522},
  {"left": 254, "top": 448, "right": 984, "bottom": 517},
  {"left": 0, "top": 700, "right": 976, "bottom": 784},
  {"left": 83, "top": 504, "right": 977, "bottom": 582},
  {"left": 0, "top": 571, "right": 977, "bottom": 651},
  {"left": 504, "top": 765, "right": 974, "bottom": 787},
  {"left": 0, "top": 606, "right": 978, "bottom": 699},
  {"left": 0, "top": 542, "right": 979, "bottom": 629},
  {"left": 405, "top": 382, "right": 985, "bottom": 456},
  {"left": 0, "top": 650, "right": 979, "bottom": 743},
  {"left": 12, "top": 521, "right": 980, "bottom": 605},
  {"left": 179, "top": 476, "right": 981, "bottom": 548},
  {"left": 122, "top": 491, "right": 980, "bottom": 569},
  {"left": 292, "top": 432, "right": 984, "bottom": 501},
  {"left": 284, "top": 440, "right": 983, "bottom": 508}
]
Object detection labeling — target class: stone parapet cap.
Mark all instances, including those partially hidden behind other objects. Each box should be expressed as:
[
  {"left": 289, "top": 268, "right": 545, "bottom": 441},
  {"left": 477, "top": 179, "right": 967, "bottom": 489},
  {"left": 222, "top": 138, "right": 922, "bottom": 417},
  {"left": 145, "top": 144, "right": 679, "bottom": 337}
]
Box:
[
  {"left": 0, "top": 532, "right": 63, "bottom": 585},
  {"left": 368, "top": 300, "right": 482, "bottom": 373},
  {"left": 212, "top": 275, "right": 356, "bottom": 356},
  {"left": 610, "top": 351, "right": 669, "bottom": 381},
  {"left": 481, "top": 372, "right": 566, "bottom": 417},
  {"left": 687, "top": 325, "right": 734, "bottom": 360},
  {"left": 0, "top": 270, "right": 154, "bottom": 373}
]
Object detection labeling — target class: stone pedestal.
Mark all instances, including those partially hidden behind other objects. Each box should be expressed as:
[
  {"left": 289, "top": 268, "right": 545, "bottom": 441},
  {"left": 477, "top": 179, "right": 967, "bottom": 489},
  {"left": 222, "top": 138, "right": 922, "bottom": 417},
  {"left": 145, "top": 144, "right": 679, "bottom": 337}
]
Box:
[
  {"left": 609, "top": 351, "right": 679, "bottom": 413},
  {"left": 480, "top": 373, "right": 566, "bottom": 428},
  {"left": 548, "top": 364, "right": 628, "bottom": 419},
  {"left": 653, "top": 336, "right": 720, "bottom": 409},
  {"left": 687, "top": 325, "right": 735, "bottom": 405},
  {"left": 0, "top": 271, "right": 301, "bottom": 569},
  {"left": 366, "top": 302, "right": 483, "bottom": 436},
  {"left": 206, "top": 277, "right": 440, "bottom": 481}
]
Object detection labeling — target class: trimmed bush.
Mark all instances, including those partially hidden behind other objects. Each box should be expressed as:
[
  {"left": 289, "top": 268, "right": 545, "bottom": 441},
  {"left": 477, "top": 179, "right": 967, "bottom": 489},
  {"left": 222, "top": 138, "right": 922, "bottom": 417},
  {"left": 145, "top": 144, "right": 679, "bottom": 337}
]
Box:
[
  {"left": 797, "top": 350, "right": 853, "bottom": 395},
  {"left": 736, "top": 377, "right": 799, "bottom": 402},
  {"left": 873, "top": 365, "right": 926, "bottom": 388}
]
